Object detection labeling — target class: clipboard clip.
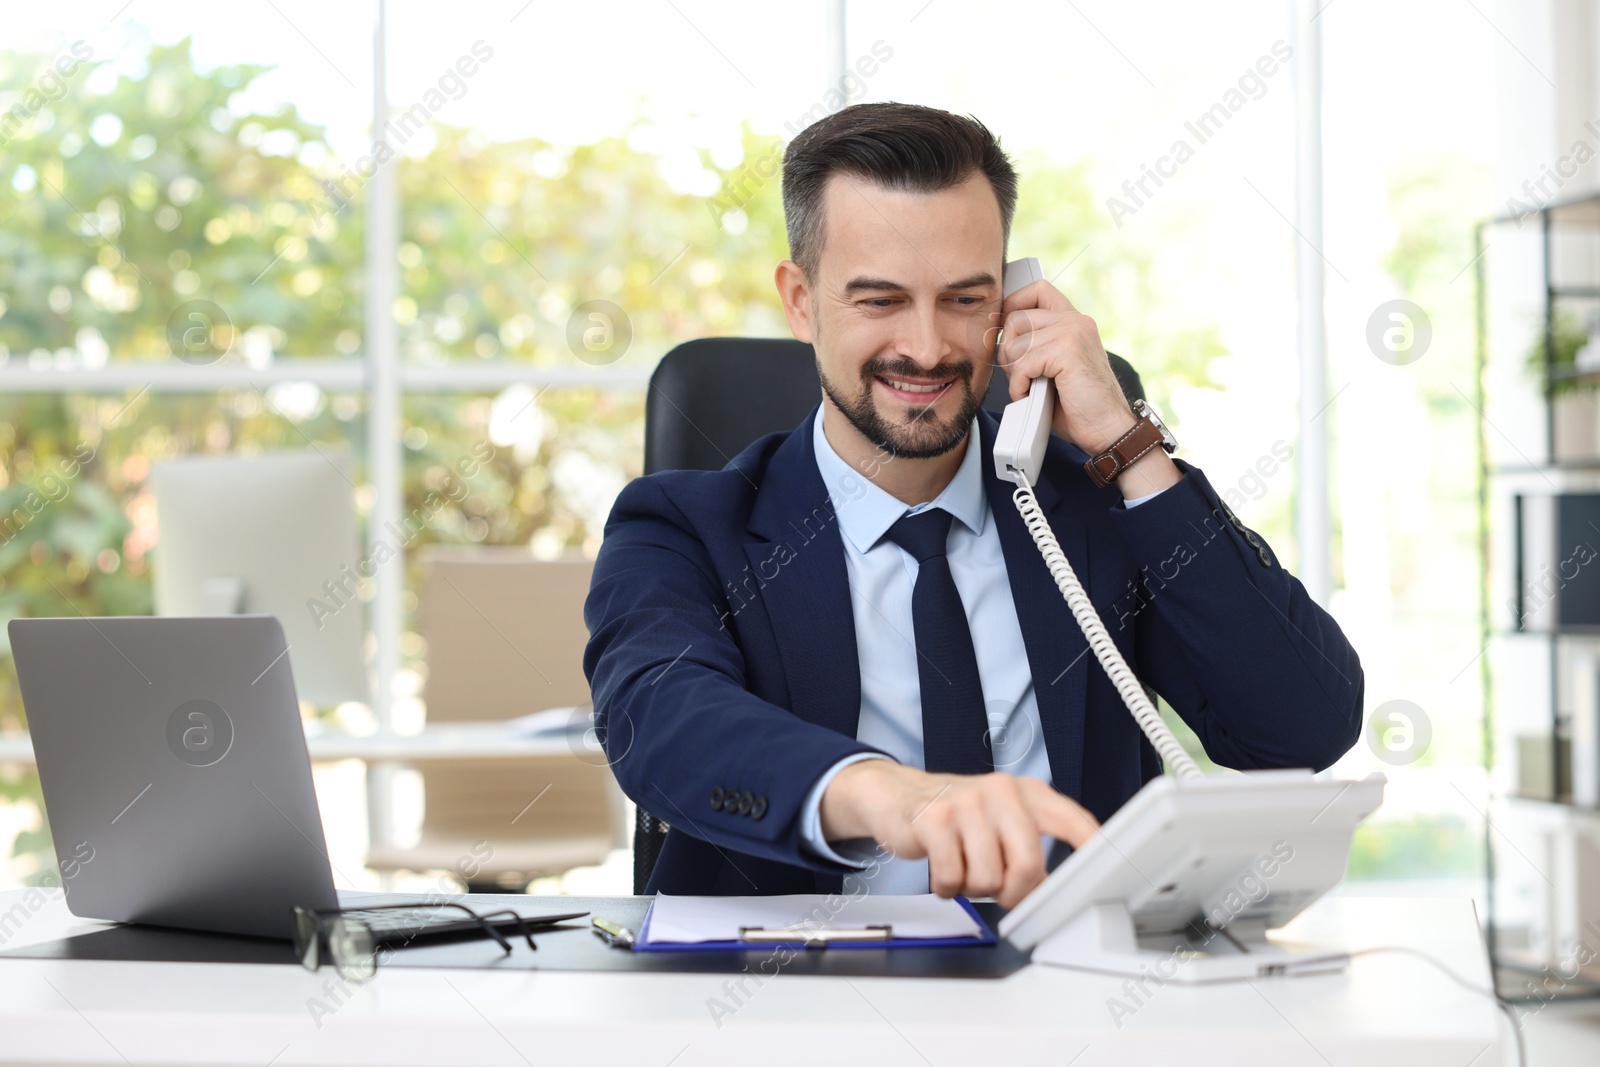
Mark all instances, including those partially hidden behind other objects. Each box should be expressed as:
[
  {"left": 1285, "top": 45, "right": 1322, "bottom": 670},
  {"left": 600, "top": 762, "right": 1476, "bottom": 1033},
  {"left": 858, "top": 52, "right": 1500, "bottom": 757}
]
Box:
[{"left": 738, "top": 921, "right": 893, "bottom": 947}]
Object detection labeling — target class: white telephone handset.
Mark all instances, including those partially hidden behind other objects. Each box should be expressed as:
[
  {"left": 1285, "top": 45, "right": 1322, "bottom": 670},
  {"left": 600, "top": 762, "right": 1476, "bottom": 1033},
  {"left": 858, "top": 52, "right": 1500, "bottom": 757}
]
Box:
[
  {"left": 993, "top": 256, "right": 1201, "bottom": 779},
  {"left": 993, "top": 257, "right": 1052, "bottom": 486},
  {"left": 989, "top": 258, "right": 1386, "bottom": 981}
]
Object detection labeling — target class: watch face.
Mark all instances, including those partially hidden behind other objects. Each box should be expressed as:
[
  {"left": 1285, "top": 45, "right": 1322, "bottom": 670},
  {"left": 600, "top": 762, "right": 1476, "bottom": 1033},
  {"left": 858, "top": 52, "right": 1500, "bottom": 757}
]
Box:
[{"left": 1135, "top": 399, "right": 1178, "bottom": 453}]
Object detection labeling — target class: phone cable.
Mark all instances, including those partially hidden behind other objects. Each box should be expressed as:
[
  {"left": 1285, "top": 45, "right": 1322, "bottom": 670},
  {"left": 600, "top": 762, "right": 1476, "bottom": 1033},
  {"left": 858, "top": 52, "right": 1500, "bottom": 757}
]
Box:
[{"left": 1011, "top": 478, "right": 1202, "bottom": 780}]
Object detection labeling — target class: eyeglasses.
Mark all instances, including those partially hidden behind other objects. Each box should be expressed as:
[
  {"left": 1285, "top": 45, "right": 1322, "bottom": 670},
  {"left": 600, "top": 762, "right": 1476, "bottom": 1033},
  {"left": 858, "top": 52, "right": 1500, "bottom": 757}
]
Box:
[{"left": 291, "top": 901, "right": 540, "bottom": 983}]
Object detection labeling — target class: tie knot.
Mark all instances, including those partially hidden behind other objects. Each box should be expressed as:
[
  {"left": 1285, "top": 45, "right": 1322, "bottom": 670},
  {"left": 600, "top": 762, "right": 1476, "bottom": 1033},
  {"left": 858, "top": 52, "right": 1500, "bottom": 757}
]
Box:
[{"left": 883, "top": 508, "right": 955, "bottom": 563}]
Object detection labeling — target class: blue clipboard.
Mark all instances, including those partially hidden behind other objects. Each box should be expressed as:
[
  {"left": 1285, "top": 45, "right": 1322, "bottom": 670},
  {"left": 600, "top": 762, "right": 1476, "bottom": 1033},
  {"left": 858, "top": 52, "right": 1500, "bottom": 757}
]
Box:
[{"left": 632, "top": 896, "right": 997, "bottom": 952}]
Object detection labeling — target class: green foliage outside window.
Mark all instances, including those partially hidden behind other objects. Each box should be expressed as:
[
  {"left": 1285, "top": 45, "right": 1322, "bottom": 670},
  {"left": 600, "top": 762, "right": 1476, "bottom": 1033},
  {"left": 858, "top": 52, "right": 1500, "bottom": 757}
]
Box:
[{"left": 0, "top": 36, "right": 1223, "bottom": 884}]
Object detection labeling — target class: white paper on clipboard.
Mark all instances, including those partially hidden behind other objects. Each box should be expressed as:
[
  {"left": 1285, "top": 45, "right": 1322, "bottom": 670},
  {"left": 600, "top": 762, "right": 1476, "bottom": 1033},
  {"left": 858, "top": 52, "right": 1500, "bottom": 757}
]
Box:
[{"left": 643, "top": 893, "right": 984, "bottom": 945}]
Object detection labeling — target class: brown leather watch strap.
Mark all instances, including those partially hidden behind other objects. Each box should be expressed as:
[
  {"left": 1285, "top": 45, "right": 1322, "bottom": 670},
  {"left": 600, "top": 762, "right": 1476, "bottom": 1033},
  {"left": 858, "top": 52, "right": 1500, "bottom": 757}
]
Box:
[{"left": 1084, "top": 415, "right": 1165, "bottom": 488}]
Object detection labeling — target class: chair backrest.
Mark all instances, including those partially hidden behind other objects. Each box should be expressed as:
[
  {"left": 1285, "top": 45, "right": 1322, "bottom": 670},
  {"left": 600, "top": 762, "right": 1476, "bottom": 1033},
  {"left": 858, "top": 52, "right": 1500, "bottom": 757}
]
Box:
[
  {"left": 363, "top": 550, "right": 620, "bottom": 890},
  {"left": 632, "top": 336, "right": 1145, "bottom": 891},
  {"left": 645, "top": 336, "right": 1145, "bottom": 475},
  {"left": 421, "top": 548, "right": 594, "bottom": 721}
]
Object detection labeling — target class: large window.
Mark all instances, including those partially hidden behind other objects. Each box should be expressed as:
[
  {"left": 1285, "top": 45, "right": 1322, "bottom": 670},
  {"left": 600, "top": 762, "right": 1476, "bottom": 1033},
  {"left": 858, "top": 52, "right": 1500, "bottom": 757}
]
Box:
[
  {"left": 0, "top": 2, "right": 828, "bottom": 885},
  {"left": 1, "top": 1, "right": 1504, "bottom": 899}
]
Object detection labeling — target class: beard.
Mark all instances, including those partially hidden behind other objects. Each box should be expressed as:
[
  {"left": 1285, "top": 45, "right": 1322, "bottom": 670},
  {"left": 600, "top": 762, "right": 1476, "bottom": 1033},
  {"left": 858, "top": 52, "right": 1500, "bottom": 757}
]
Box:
[{"left": 817, "top": 353, "right": 987, "bottom": 460}]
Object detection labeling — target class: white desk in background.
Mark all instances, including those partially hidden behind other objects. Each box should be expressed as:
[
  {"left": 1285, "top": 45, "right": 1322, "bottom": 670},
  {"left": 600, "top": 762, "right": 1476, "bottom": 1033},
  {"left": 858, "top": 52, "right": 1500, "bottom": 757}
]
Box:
[
  {"left": 0, "top": 722, "right": 599, "bottom": 766},
  {"left": 0, "top": 722, "right": 618, "bottom": 886},
  {"left": 0, "top": 892, "right": 1507, "bottom": 1066}
]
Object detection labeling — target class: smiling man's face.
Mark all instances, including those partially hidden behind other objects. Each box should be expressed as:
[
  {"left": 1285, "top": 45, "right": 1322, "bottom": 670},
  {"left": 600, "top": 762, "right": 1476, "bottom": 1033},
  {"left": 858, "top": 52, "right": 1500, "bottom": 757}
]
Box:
[{"left": 778, "top": 171, "right": 1006, "bottom": 460}]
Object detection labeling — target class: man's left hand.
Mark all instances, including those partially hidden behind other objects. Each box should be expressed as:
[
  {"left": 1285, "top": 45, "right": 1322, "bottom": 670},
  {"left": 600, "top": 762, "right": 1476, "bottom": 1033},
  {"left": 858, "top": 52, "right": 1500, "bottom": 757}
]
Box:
[
  {"left": 996, "top": 278, "right": 1181, "bottom": 499},
  {"left": 996, "top": 278, "right": 1138, "bottom": 455}
]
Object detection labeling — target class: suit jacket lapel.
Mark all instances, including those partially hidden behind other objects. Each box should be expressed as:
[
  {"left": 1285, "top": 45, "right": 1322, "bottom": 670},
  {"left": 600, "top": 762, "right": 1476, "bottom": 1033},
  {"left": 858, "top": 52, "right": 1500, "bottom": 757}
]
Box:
[
  {"left": 976, "top": 411, "right": 1090, "bottom": 802},
  {"left": 744, "top": 408, "right": 862, "bottom": 740}
]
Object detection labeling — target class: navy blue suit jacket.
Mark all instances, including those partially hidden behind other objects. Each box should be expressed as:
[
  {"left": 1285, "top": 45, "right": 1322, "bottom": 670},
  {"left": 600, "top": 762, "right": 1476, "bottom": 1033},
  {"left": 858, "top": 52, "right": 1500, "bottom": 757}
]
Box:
[{"left": 583, "top": 406, "right": 1364, "bottom": 895}]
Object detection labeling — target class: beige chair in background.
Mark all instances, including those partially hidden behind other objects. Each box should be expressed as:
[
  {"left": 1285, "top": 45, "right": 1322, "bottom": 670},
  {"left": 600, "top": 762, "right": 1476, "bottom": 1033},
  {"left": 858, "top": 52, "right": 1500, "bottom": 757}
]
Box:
[{"left": 364, "top": 548, "right": 627, "bottom": 891}]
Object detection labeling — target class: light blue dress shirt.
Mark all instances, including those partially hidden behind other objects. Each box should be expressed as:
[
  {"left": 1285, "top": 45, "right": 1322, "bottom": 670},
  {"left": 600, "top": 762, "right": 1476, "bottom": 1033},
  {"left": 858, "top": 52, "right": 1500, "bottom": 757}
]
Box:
[{"left": 798, "top": 406, "right": 1167, "bottom": 894}]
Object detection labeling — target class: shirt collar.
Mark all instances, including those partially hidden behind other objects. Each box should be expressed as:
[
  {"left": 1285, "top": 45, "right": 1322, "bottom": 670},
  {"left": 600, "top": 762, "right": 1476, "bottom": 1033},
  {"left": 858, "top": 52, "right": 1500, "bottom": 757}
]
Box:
[{"left": 810, "top": 405, "right": 988, "bottom": 555}]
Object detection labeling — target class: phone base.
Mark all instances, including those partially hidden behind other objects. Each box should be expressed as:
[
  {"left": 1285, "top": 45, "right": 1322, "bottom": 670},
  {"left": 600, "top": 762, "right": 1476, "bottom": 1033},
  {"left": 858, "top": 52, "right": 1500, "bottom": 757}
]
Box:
[{"left": 1029, "top": 900, "right": 1350, "bottom": 983}]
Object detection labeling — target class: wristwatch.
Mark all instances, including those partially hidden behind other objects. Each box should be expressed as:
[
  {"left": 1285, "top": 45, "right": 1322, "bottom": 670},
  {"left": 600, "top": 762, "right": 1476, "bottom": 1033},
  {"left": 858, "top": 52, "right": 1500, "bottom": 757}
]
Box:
[{"left": 1083, "top": 398, "right": 1178, "bottom": 488}]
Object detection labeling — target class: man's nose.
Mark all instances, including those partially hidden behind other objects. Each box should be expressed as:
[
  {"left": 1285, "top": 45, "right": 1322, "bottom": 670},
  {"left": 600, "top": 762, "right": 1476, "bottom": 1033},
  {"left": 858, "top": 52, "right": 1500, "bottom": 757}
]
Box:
[{"left": 898, "top": 304, "right": 953, "bottom": 371}]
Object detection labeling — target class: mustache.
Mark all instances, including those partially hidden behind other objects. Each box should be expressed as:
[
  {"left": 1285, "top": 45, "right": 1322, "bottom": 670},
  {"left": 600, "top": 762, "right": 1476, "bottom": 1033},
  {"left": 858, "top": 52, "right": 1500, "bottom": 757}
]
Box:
[{"left": 859, "top": 357, "right": 975, "bottom": 387}]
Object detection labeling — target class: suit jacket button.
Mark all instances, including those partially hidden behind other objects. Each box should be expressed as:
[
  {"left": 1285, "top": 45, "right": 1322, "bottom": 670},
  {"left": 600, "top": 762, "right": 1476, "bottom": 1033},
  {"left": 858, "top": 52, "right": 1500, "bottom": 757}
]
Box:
[
  {"left": 737, "top": 790, "right": 754, "bottom": 815},
  {"left": 723, "top": 791, "right": 740, "bottom": 812},
  {"left": 710, "top": 786, "right": 724, "bottom": 809},
  {"left": 750, "top": 796, "right": 767, "bottom": 820}
]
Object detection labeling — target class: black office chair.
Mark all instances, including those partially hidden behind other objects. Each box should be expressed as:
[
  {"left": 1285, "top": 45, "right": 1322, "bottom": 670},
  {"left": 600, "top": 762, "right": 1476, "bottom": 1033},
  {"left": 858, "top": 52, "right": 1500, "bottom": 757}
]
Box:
[{"left": 631, "top": 337, "right": 1146, "bottom": 893}]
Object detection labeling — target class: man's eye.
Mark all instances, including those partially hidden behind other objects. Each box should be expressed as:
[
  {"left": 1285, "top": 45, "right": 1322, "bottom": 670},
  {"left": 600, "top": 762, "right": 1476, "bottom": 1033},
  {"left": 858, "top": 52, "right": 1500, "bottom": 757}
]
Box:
[
  {"left": 865, "top": 298, "right": 896, "bottom": 308},
  {"left": 954, "top": 296, "right": 982, "bottom": 306}
]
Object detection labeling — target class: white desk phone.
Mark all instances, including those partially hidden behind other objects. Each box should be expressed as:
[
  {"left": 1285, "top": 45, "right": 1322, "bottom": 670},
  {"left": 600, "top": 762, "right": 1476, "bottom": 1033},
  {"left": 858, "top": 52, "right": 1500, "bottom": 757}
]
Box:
[{"left": 989, "top": 258, "right": 1386, "bottom": 982}]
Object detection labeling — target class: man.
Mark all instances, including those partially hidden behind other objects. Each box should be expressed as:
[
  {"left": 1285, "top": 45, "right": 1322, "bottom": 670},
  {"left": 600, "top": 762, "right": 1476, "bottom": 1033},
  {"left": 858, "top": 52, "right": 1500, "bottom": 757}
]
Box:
[{"left": 583, "top": 102, "right": 1363, "bottom": 909}]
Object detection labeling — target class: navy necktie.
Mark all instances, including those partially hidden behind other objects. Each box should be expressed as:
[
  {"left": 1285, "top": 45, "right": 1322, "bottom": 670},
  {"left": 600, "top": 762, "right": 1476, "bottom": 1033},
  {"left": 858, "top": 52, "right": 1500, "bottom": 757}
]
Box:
[{"left": 882, "top": 508, "right": 992, "bottom": 775}]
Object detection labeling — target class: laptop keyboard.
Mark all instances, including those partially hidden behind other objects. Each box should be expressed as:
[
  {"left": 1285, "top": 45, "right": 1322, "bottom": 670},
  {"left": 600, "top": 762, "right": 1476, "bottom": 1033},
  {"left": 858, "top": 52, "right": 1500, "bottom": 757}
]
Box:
[
  {"left": 341, "top": 906, "right": 482, "bottom": 936},
  {"left": 339, "top": 904, "right": 587, "bottom": 940}
]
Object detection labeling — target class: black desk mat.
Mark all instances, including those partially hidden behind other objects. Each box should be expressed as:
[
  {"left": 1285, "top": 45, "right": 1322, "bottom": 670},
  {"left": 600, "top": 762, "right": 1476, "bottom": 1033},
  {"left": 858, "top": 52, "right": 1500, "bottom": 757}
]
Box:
[{"left": 0, "top": 896, "right": 1031, "bottom": 979}]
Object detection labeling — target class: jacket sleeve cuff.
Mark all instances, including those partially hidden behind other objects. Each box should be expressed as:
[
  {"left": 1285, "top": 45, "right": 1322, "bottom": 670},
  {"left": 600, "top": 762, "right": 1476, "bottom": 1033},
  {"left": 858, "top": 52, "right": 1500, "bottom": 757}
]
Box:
[{"left": 1106, "top": 460, "right": 1266, "bottom": 570}]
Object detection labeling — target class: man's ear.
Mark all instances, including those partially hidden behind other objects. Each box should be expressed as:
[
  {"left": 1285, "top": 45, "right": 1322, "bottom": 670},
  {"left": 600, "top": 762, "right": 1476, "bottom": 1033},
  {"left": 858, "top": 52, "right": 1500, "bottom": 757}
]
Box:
[{"left": 774, "top": 260, "right": 816, "bottom": 344}]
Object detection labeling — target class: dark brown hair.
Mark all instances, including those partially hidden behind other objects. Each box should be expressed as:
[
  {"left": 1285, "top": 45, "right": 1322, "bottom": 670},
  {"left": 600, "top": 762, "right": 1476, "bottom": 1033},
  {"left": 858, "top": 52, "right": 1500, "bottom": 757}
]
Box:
[{"left": 780, "top": 102, "right": 1018, "bottom": 280}]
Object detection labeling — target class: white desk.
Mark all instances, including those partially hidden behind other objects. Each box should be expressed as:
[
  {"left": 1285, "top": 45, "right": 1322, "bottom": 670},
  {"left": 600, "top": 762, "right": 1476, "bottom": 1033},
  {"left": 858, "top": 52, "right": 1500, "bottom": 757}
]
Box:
[{"left": 0, "top": 891, "right": 1507, "bottom": 1066}]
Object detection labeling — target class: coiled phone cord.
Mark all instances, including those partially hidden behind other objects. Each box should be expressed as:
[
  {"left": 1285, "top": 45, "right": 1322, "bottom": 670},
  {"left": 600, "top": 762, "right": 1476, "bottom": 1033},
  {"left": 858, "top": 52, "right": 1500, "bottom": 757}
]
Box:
[{"left": 1011, "top": 480, "right": 1202, "bottom": 780}]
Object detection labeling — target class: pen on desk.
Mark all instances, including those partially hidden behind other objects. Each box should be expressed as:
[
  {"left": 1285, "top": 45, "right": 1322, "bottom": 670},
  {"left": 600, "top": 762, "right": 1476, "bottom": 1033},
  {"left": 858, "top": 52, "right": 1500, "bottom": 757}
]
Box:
[{"left": 591, "top": 915, "right": 636, "bottom": 949}]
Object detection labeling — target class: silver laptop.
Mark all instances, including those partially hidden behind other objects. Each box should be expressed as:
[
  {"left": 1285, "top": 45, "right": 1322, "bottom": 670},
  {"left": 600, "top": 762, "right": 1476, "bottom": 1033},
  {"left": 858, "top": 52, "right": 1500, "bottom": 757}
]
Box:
[{"left": 9, "top": 615, "right": 584, "bottom": 941}]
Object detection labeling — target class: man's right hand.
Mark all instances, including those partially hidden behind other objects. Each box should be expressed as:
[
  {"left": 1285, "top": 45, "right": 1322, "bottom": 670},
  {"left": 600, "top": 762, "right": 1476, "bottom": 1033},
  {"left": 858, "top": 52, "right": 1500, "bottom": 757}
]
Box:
[{"left": 819, "top": 760, "right": 1100, "bottom": 909}]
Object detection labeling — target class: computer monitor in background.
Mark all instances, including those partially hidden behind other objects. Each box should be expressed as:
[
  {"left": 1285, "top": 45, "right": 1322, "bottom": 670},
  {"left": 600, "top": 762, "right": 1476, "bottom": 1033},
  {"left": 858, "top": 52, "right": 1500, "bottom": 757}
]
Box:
[{"left": 150, "top": 450, "right": 367, "bottom": 706}]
